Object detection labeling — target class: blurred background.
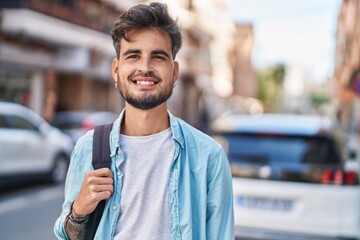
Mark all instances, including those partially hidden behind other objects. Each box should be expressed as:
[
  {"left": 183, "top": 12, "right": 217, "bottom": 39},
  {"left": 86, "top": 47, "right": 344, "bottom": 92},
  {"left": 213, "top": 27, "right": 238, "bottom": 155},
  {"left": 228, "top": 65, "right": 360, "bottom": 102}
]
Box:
[{"left": 1, "top": 0, "right": 360, "bottom": 239}]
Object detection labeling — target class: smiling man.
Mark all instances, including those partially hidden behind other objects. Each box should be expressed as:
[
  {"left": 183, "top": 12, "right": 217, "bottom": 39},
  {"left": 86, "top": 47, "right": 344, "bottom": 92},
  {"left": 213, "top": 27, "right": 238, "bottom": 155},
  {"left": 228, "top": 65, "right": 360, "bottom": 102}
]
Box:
[
  {"left": 54, "top": 2, "right": 234, "bottom": 240},
  {"left": 114, "top": 27, "right": 177, "bottom": 116}
]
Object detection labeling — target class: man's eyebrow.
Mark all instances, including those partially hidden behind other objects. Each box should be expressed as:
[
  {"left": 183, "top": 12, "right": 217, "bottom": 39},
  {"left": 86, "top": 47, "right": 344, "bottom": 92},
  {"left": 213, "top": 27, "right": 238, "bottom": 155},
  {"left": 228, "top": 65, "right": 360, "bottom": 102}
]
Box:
[
  {"left": 152, "top": 49, "right": 170, "bottom": 59},
  {"left": 121, "top": 49, "right": 171, "bottom": 59},
  {"left": 122, "top": 49, "right": 141, "bottom": 56}
]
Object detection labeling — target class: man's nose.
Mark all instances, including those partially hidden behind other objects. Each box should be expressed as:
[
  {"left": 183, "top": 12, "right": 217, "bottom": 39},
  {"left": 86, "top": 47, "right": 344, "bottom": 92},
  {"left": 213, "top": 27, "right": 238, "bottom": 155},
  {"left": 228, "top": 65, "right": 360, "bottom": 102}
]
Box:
[{"left": 137, "top": 57, "right": 152, "bottom": 73}]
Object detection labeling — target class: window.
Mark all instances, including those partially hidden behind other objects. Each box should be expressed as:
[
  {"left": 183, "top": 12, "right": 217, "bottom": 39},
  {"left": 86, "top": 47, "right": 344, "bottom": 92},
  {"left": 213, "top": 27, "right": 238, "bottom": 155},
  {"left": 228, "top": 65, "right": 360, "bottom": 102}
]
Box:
[
  {"left": 0, "top": 69, "right": 31, "bottom": 106},
  {"left": 9, "top": 115, "right": 38, "bottom": 131},
  {"left": 0, "top": 115, "right": 9, "bottom": 128},
  {"left": 222, "top": 133, "right": 341, "bottom": 165},
  {"left": 216, "top": 132, "right": 343, "bottom": 183}
]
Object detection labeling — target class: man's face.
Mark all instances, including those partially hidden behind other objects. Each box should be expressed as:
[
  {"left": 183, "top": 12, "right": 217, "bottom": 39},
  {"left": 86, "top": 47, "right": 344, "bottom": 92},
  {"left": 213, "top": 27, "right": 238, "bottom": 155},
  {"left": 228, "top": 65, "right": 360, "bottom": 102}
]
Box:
[{"left": 112, "top": 28, "right": 179, "bottom": 110}]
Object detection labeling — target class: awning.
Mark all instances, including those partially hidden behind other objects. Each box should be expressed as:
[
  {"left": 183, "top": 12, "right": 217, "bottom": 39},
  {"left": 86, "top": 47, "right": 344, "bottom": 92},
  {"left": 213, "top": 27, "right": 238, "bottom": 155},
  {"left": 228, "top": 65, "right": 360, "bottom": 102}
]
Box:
[{"left": 1, "top": 8, "right": 115, "bottom": 57}]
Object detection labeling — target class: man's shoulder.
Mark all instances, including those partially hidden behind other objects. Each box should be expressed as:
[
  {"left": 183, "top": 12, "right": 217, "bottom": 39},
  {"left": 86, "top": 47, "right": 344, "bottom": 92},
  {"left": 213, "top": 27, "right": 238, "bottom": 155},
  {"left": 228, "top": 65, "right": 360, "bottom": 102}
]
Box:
[
  {"left": 73, "top": 130, "right": 94, "bottom": 154},
  {"left": 66, "top": 130, "right": 95, "bottom": 171},
  {"left": 174, "top": 117, "right": 220, "bottom": 149}
]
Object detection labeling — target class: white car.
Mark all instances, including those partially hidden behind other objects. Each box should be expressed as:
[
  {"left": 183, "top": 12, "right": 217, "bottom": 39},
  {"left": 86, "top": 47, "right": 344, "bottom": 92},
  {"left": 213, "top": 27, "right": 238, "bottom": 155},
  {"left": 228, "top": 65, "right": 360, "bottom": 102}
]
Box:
[
  {"left": 0, "top": 101, "right": 74, "bottom": 187},
  {"left": 212, "top": 114, "right": 360, "bottom": 240}
]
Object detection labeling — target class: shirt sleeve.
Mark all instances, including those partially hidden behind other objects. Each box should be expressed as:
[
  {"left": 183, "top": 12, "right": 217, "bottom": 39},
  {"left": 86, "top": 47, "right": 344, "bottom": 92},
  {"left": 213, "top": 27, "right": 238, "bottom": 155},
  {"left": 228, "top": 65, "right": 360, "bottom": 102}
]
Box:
[
  {"left": 206, "top": 147, "right": 234, "bottom": 240},
  {"left": 54, "top": 134, "right": 94, "bottom": 240}
]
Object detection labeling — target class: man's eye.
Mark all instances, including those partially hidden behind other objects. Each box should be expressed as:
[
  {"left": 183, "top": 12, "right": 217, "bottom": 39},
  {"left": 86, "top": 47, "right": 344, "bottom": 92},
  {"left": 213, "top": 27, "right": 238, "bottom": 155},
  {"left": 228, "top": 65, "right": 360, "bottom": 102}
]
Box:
[
  {"left": 153, "top": 55, "right": 165, "bottom": 60},
  {"left": 127, "top": 55, "right": 139, "bottom": 59}
]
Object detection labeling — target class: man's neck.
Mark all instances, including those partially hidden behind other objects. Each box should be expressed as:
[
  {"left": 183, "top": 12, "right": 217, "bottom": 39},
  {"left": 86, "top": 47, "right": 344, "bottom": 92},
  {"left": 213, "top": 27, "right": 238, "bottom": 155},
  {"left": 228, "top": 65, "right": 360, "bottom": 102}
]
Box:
[{"left": 121, "top": 104, "right": 170, "bottom": 136}]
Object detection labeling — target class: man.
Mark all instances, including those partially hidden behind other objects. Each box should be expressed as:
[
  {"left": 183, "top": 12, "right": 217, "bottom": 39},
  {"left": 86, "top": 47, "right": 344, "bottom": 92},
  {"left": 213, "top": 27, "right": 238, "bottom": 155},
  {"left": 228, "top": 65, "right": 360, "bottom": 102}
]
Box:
[{"left": 54, "top": 2, "right": 234, "bottom": 239}]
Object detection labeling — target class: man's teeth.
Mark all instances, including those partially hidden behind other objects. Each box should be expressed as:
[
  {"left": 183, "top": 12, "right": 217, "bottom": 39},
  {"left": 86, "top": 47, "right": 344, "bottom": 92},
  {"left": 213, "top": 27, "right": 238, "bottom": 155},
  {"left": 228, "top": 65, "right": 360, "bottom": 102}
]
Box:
[{"left": 137, "top": 81, "right": 154, "bottom": 85}]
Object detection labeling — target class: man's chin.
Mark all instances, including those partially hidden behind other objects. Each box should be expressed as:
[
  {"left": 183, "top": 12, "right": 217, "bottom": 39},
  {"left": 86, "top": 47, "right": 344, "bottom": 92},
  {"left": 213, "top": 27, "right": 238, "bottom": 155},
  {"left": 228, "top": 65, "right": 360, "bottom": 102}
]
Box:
[
  {"left": 121, "top": 91, "right": 172, "bottom": 110},
  {"left": 126, "top": 99, "right": 164, "bottom": 110}
]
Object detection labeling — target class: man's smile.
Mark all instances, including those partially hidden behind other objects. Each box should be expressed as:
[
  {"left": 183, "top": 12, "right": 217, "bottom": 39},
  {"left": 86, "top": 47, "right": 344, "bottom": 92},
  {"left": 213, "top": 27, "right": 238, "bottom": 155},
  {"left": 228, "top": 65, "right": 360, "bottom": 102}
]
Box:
[
  {"left": 130, "top": 75, "right": 161, "bottom": 87},
  {"left": 132, "top": 79, "right": 158, "bottom": 88}
]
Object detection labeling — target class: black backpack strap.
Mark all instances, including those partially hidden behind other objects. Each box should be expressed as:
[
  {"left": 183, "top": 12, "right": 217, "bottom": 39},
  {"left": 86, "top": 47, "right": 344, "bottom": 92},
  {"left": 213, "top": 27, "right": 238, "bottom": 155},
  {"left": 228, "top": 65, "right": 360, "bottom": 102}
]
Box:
[
  {"left": 92, "top": 123, "right": 113, "bottom": 169},
  {"left": 85, "top": 123, "right": 113, "bottom": 240}
]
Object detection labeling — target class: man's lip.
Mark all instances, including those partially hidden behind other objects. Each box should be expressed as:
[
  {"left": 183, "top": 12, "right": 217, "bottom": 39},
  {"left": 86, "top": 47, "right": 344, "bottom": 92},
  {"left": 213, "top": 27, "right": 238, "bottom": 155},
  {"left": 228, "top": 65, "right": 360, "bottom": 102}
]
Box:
[
  {"left": 134, "top": 81, "right": 157, "bottom": 86},
  {"left": 131, "top": 77, "right": 159, "bottom": 84}
]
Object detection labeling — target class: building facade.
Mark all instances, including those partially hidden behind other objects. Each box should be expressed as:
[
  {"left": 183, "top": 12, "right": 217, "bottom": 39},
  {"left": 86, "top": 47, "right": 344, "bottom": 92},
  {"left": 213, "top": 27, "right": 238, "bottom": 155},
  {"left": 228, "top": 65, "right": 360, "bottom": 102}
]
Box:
[
  {"left": 232, "top": 24, "right": 256, "bottom": 98},
  {"left": 1, "top": 0, "right": 238, "bottom": 131},
  {"left": 0, "top": 0, "right": 124, "bottom": 121},
  {"left": 334, "top": 0, "right": 360, "bottom": 138}
]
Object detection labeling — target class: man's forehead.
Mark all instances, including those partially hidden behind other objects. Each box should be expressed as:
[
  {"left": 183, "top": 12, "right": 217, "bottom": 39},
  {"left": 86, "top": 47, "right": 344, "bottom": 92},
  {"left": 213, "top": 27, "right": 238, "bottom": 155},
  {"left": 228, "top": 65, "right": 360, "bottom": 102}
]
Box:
[{"left": 119, "top": 28, "right": 172, "bottom": 51}]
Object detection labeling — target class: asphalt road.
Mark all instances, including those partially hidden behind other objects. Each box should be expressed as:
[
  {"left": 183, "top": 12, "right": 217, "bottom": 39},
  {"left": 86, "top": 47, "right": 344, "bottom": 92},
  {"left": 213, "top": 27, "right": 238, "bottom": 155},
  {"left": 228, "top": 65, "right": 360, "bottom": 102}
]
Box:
[{"left": 0, "top": 182, "right": 65, "bottom": 240}]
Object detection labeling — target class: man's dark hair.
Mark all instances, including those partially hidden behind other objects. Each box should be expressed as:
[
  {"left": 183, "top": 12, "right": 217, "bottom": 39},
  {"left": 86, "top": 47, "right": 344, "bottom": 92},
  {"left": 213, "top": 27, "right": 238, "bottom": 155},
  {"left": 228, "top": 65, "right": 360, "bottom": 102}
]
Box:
[{"left": 111, "top": 2, "right": 182, "bottom": 60}]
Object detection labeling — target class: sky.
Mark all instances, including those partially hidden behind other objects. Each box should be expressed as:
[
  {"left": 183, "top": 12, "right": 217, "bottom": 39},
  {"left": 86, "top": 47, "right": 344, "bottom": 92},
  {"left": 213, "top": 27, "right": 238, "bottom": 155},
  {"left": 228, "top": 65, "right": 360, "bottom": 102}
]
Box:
[{"left": 228, "top": 0, "right": 342, "bottom": 83}]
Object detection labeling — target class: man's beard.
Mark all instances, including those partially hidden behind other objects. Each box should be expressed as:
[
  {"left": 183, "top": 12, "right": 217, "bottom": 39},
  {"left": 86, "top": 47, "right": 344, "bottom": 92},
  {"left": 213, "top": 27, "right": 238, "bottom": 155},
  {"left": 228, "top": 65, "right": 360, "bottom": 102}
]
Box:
[{"left": 117, "top": 73, "right": 174, "bottom": 110}]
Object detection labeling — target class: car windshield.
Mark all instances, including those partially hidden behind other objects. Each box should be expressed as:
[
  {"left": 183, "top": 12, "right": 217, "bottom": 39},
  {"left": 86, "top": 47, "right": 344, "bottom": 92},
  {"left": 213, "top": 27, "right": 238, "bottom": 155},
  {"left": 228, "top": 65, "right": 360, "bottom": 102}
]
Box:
[
  {"left": 215, "top": 132, "right": 345, "bottom": 183},
  {"left": 221, "top": 133, "right": 342, "bottom": 165}
]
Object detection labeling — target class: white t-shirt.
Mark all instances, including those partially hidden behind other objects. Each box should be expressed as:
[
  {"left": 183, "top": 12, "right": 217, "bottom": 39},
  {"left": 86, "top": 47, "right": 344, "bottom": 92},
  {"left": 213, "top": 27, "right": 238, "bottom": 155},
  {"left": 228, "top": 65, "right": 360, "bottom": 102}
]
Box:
[{"left": 114, "top": 128, "right": 174, "bottom": 240}]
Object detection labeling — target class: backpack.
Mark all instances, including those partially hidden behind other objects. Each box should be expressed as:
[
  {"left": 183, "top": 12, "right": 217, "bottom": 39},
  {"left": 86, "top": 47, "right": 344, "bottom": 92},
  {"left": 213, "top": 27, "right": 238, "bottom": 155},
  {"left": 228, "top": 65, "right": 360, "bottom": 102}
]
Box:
[{"left": 84, "top": 123, "right": 113, "bottom": 240}]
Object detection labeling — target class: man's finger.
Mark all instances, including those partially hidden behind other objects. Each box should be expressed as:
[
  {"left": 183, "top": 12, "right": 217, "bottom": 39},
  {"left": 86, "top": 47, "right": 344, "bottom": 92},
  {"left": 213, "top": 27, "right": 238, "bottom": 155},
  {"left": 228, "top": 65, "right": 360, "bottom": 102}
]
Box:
[
  {"left": 92, "top": 184, "right": 114, "bottom": 194},
  {"left": 97, "top": 191, "right": 113, "bottom": 201},
  {"left": 92, "top": 167, "right": 113, "bottom": 177},
  {"left": 94, "top": 176, "right": 114, "bottom": 185}
]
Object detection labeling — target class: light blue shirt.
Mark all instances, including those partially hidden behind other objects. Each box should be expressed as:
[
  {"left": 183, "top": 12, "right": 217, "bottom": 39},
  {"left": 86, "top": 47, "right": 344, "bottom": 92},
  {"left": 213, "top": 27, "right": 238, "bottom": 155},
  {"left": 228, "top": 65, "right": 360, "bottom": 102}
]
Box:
[{"left": 54, "top": 110, "right": 234, "bottom": 240}]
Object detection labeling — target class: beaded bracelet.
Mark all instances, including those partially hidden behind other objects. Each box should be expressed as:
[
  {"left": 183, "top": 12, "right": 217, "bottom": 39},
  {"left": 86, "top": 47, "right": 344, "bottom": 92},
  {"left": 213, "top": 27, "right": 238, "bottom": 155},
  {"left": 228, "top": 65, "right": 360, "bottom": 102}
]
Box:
[{"left": 69, "top": 201, "right": 88, "bottom": 224}]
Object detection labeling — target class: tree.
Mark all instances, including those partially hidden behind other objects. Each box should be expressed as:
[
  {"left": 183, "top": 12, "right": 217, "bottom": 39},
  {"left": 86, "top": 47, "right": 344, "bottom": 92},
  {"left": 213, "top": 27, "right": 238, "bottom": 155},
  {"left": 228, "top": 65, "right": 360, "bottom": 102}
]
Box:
[{"left": 257, "top": 64, "right": 286, "bottom": 112}]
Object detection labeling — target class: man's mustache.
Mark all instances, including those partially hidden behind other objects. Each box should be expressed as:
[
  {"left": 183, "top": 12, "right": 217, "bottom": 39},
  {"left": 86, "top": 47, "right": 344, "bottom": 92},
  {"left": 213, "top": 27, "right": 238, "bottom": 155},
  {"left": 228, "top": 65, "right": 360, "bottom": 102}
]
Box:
[{"left": 129, "top": 72, "right": 161, "bottom": 82}]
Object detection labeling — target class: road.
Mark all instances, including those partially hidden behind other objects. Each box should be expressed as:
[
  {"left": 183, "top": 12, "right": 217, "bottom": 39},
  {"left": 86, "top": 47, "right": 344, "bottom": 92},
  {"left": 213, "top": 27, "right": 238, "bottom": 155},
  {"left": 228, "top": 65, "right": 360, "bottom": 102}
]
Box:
[{"left": 0, "top": 183, "right": 65, "bottom": 240}]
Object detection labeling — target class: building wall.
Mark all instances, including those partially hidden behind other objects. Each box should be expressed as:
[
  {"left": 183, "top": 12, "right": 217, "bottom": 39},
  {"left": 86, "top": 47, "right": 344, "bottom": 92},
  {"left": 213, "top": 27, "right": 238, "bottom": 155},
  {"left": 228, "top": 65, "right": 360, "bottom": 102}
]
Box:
[
  {"left": 1, "top": 0, "right": 236, "bottom": 129},
  {"left": 334, "top": 0, "right": 360, "bottom": 135},
  {"left": 0, "top": 0, "right": 124, "bottom": 120},
  {"left": 156, "top": 0, "right": 236, "bottom": 129},
  {"left": 233, "top": 24, "right": 256, "bottom": 98}
]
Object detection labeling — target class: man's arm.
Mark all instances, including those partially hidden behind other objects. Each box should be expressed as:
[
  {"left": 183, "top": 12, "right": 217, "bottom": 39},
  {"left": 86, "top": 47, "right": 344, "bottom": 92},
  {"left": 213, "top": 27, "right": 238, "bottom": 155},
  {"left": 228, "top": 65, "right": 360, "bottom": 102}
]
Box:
[
  {"left": 54, "top": 133, "right": 113, "bottom": 240},
  {"left": 64, "top": 203, "right": 88, "bottom": 240},
  {"left": 206, "top": 148, "right": 234, "bottom": 240},
  {"left": 54, "top": 139, "right": 91, "bottom": 240},
  {"left": 54, "top": 166, "right": 113, "bottom": 240}
]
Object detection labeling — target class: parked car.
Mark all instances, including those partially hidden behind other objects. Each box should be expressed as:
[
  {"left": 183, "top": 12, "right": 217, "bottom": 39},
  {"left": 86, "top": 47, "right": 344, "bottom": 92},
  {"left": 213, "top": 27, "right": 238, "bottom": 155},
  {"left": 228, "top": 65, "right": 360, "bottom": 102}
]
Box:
[
  {"left": 212, "top": 113, "right": 360, "bottom": 240},
  {"left": 0, "top": 101, "right": 74, "bottom": 187},
  {"left": 51, "top": 110, "right": 118, "bottom": 143}
]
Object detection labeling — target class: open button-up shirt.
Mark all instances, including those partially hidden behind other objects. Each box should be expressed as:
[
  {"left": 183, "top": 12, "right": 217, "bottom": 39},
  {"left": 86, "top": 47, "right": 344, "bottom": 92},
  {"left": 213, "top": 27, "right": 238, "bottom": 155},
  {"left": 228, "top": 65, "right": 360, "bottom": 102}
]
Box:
[{"left": 54, "top": 110, "right": 234, "bottom": 240}]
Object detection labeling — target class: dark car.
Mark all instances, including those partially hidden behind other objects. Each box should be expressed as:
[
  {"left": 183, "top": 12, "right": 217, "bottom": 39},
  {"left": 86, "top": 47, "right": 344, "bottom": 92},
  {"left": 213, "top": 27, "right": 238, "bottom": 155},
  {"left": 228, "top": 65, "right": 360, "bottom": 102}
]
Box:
[
  {"left": 212, "top": 113, "right": 360, "bottom": 240},
  {"left": 52, "top": 111, "right": 118, "bottom": 143}
]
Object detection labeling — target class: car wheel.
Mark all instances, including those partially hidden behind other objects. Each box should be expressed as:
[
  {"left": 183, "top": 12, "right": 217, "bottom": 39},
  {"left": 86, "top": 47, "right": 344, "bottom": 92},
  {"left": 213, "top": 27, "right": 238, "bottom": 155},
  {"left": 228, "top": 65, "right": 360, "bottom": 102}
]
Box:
[{"left": 50, "top": 154, "right": 69, "bottom": 184}]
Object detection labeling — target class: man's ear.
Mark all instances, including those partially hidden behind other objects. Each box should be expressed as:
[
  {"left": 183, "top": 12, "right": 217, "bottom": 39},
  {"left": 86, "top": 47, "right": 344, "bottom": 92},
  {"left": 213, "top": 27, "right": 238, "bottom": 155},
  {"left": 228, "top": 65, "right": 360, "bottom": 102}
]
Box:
[{"left": 111, "top": 58, "right": 119, "bottom": 83}]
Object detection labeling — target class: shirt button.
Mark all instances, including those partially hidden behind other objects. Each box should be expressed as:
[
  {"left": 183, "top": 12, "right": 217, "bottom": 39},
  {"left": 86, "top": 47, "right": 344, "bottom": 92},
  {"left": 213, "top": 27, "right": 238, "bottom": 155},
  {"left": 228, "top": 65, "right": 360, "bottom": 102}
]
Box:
[
  {"left": 113, "top": 205, "right": 117, "bottom": 211},
  {"left": 116, "top": 171, "right": 120, "bottom": 176}
]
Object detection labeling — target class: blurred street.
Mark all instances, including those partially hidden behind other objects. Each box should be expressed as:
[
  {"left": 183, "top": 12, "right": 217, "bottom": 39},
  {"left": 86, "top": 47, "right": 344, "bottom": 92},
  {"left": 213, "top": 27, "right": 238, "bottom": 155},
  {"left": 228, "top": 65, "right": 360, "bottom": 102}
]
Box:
[
  {"left": 0, "top": 183, "right": 64, "bottom": 240},
  {"left": 1, "top": 0, "right": 360, "bottom": 239}
]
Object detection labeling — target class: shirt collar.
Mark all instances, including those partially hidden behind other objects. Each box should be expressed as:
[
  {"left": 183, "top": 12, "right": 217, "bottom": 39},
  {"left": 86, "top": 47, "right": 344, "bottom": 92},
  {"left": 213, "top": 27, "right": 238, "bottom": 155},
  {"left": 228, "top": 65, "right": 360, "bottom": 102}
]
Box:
[
  {"left": 168, "top": 111, "right": 184, "bottom": 149},
  {"left": 110, "top": 108, "right": 184, "bottom": 151}
]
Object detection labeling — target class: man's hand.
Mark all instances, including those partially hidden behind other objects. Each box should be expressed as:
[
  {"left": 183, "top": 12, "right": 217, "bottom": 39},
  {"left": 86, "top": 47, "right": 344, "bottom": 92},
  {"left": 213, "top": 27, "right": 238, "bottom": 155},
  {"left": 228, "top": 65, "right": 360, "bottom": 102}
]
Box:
[{"left": 72, "top": 168, "right": 114, "bottom": 217}]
